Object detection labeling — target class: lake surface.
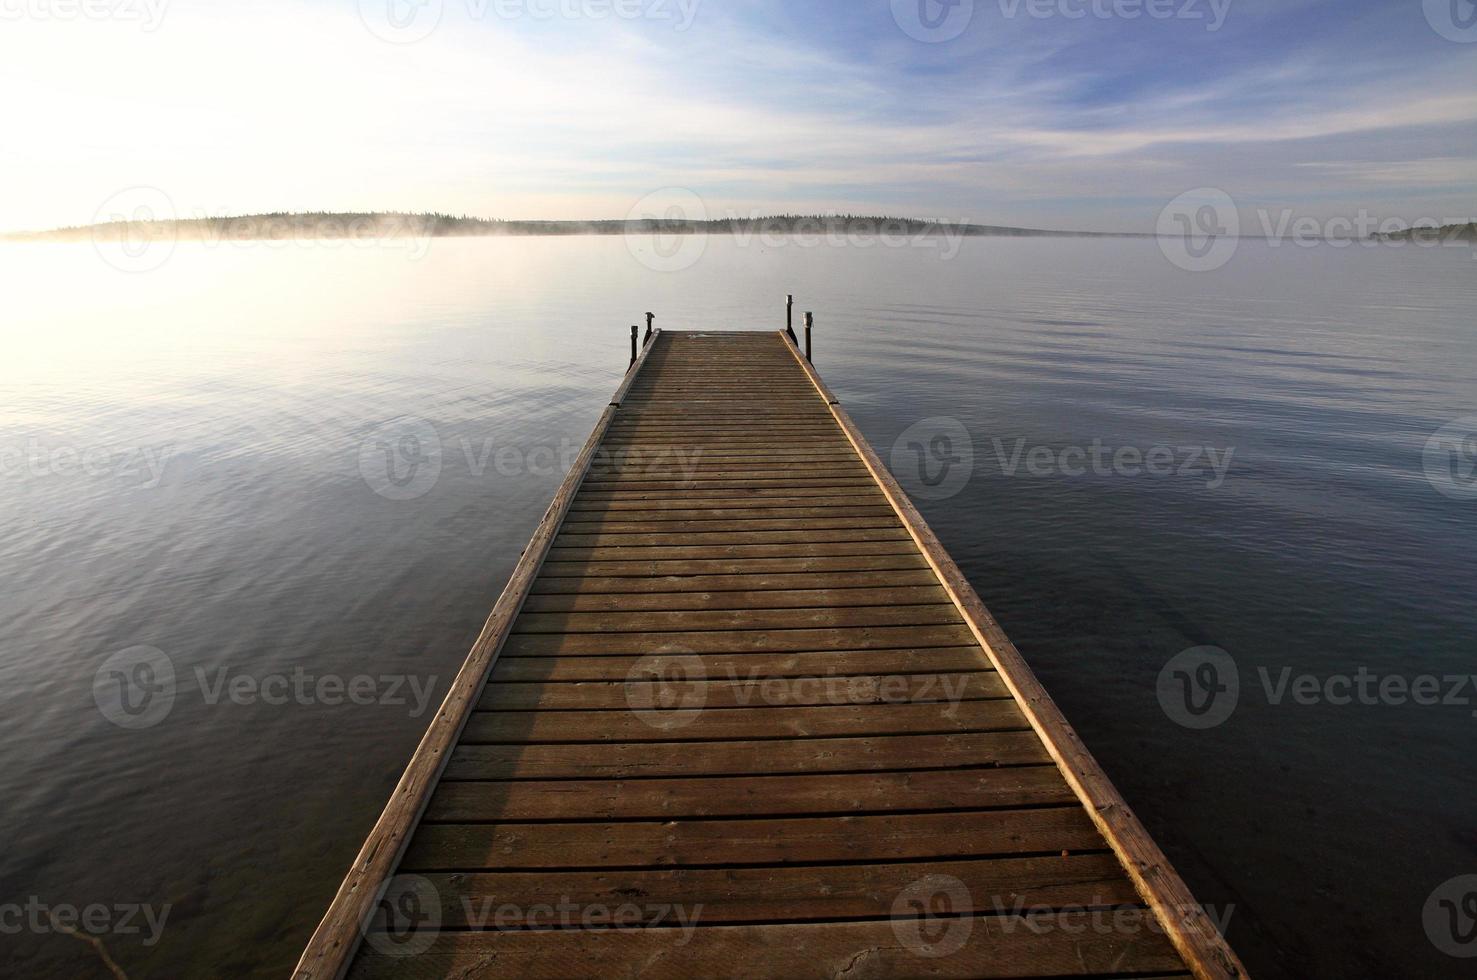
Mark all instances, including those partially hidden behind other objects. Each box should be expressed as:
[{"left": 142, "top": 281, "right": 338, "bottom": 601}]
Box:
[{"left": 2, "top": 234, "right": 1474, "bottom": 978}]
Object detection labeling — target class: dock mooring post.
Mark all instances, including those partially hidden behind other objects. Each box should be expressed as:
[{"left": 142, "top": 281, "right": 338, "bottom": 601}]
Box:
[
  {"left": 804, "top": 312, "right": 814, "bottom": 362},
  {"left": 630, "top": 325, "right": 638, "bottom": 366},
  {"left": 644, "top": 313, "right": 655, "bottom": 347},
  {"left": 786, "top": 295, "right": 797, "bottom": 344}
]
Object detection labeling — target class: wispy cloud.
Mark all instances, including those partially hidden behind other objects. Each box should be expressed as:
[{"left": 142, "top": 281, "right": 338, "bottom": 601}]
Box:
[{"left": 1, "top": 0, "right": 1473, "bottom": 232}]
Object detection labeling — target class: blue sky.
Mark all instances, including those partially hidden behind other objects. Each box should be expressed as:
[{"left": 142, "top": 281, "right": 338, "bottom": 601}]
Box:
[{"left": 3, "top": 0, "right": 1474, "bottom": 231}]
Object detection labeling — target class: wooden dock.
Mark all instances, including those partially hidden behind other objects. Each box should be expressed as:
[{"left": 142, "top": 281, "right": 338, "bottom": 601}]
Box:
[{"left": 296, "top": 328, "right": 1245, "bottom": 979}]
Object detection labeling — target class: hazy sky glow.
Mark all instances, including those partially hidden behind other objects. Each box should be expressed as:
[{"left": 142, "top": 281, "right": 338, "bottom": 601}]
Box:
[{"left": 3, "top": 0, "right": 1476, "bottom": 232}]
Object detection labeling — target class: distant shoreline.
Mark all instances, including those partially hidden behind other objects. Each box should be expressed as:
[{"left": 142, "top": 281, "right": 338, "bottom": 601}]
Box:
[
  {"left": 6, "top": 212, "right": 1471, "bottom": 246},
  {"left": 2, "top": 211, "right": 1152, "bottom": 243}
]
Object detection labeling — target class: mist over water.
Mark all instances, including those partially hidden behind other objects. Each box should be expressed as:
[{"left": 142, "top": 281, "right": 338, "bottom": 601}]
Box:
[{"left": 1, "top": 235, "right": 1474, "bottom": 978}]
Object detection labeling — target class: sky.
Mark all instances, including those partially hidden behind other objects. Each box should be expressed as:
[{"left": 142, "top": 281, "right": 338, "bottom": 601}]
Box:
[{"left": 2, "top": 0, "right": 1475, "bottom": 232}]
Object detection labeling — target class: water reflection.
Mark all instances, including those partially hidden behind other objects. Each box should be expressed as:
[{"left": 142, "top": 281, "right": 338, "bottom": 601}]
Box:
[{"left": 1, "top": 235, "right": 1474, "bottom": 977}]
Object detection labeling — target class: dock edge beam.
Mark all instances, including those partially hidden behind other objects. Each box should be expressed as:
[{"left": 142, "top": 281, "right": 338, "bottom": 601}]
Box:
[
  {"left": 779, "top": 330, "right": 1247, "bottom": 980},
  {"left": 290, "top": 331, "right": 664, "bottom": 980}
]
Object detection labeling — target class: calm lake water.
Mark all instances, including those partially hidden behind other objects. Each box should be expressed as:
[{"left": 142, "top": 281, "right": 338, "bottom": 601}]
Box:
[{"left": 2, "top": 234, "right": 1474, "bottom": 978}]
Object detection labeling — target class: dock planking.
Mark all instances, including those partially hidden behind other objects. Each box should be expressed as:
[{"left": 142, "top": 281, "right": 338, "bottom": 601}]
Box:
[{"left": 296, "top": 329, "right": 1245, "bottom": 979}]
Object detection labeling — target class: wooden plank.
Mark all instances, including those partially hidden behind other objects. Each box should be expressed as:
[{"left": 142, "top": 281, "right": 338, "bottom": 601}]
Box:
[
  {"left": 603, "top": 423, "right": 841, "bottom": 432},
  {"left": 348, "top": 918, "right": 1186, "bottom": 980},
  {"left": 377, "top": 854, "right": 1139, "bottom": 929},
  {"left": 601, "top": 417, "right": 836, "bottom": 425},
  {"left": 460, "top": 700, "right": 1029, "bottom": 743},
  {"left": 442, "top": 732, "right": 1049, "bottom": 779},
  {"left": 552, "top": 528, "right": 910, "bottom": 547},
  {"left": 400, "top": 807, "right": 1105, "bottom": 870},
  {"left": 577, "top": 479, "right": 879, "bottom": 493},
  {"left": 508, "top": 604, "right": 965, "bottom": 634},
  {"left": 498, "top": 624, "right": 980, "bottom": 656},
  {"left": 519, "top": 585, "right": 949, "bottom": 612},
  {"left": 476, "top": 672, "right": 1010, "bottom": 711},
  {"left": 527, "top": 569, "right": 943, "bottom": 594},
  {"left": 588, "top": 447, "right": 864, "bottom": 458},
  {"left": 583, "top": 466, "right": 868, "bottom": 481},
  {"left": 535, "top": 556, "right": 934, "bottom": 578},
  {"left": 558, "top": 517, "right": 904, "bottom": 533},
  {"left": 489, "top": 647, "right": 991, "bottom": 681},
  {"left": 573, "top": 486, "right": 885, "bottom": 501},
  {"left": 422, "top": 766, "right": 1076, "bottom": 822},
  {"left": 561, "top": 498, "right": 886, "bottom": 513},
  {"left": 593, "top": 445, "right": 862, "bottom": 454},
  {"left": 580, "top": 470, "right": 874, "bottom": 485},
  {"left": 542, "top": 542, "right": 922, "bottom": 561}
]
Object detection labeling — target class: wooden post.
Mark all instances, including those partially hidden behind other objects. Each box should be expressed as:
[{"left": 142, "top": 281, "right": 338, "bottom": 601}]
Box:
[
  {"left": 785, "top": 295, "right": 797, "bottom": 344},
  {"left": 804, "top": 312, "right": 813, "bottom": 362},
  {"left": 644, "top": 312, "right": 655, "bottom": 346},
  {"left": 630, "top": 325, "right": 638, "bottom": 365}
]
